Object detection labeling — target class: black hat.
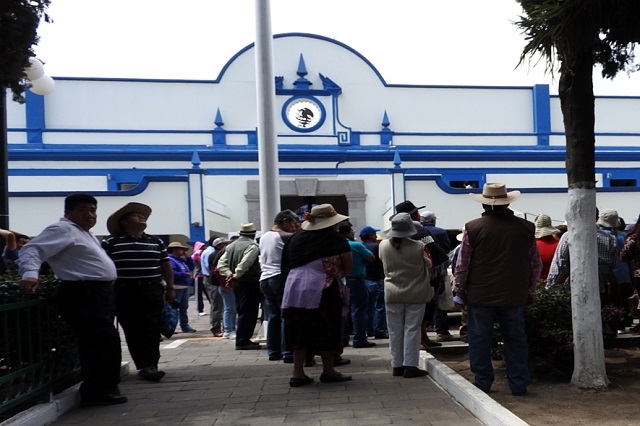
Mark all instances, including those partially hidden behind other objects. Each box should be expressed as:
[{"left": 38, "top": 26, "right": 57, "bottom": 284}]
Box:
[{"left": 395, "top": 200, "right": 425, "bottom": 215}]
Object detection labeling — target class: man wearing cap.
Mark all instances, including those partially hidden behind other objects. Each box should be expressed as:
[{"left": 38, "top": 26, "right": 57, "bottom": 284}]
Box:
[
  {"left": 167, "top": 242, "right": 197, "bottom": 333},
  {"left": 419, "top": 211, "right": 451, "bottom": 253},
  {"left": 217, "top": 223, "right": 263, "bottom": 350},
  {"left": 338, "top": 221, "right": 376, "bottom": 348},
  {"left": 18, "top": 194, "right": 127, "bottom": 407},
  {"left": 360, "top": 225, "right": 388, "bottom": 339},
  {"left": 547, "top": 209, "right": 619, "bottom": 305},
  {"left": 102, "top": 202, "right": 175, "bottom": 382},
  {"left": 419, "top": 210, "right": 454, "bottom": 342},
  {"left": 259, "top": 210, "right": 300, "bottom": 361},
  {"left": 201, "top": 236, "right": 225, "bottom": 337},
  {"left": 208, "top": 238, "right": 235, "bottom": 339},
  {"left": 454, "top": 182, "right": 542, "bottom": 396}
]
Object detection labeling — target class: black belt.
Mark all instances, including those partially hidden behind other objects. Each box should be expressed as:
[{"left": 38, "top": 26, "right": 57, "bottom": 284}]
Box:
[
  {"left": 59, "top": 280, "right": 114, "bottom": 285},
  {"left": 116, "top": 279, "right": 162, "bottom": 287}
]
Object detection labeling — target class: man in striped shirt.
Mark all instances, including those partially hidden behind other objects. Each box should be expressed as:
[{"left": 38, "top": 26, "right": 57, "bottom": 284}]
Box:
[{"left": 103, "top": 202, "right": 175, "bottom": 382}]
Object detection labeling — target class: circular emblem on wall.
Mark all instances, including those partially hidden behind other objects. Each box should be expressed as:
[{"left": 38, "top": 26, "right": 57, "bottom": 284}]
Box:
[{"left": 282, "top": 96, "right": 326, "bottom": 132}]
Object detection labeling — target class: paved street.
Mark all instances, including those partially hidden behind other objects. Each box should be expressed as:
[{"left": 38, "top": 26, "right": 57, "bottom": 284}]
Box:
[{"left": 51, "top": 308, "right": 482, "bottom": 426}]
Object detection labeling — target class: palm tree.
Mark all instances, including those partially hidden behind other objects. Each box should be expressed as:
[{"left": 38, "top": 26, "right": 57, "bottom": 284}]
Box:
[{"left": 516, "top": 0, "right": 640, "bottom": 389}]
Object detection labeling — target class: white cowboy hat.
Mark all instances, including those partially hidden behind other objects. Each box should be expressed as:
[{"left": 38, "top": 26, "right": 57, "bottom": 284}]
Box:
[{"left": 469, "top": 182, "right": 520, "bottom": 206}]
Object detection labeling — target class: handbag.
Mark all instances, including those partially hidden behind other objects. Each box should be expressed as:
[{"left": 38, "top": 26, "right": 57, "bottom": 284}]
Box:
[
  {"left": 160, "top": 301, "right": 180, "bottom": 338},
  {"left": 437, "top": 274, "right": 455, "bottom": 311}
]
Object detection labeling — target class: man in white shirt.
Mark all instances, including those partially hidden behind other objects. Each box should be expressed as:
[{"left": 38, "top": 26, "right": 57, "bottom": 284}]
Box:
[
  {"left": 259, "top": 210, "right": 299, "bottom": 361},
  {"left": 18, "top": 194, "right": 127, "bottom": 407}
]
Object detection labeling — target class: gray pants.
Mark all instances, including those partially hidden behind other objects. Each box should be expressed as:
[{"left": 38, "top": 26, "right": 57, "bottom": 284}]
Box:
[{"left": 203, "top": 275, "right": 224, "bottom": 333}]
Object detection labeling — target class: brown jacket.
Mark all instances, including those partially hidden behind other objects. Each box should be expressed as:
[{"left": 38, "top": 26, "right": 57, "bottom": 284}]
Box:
[{"left": 465, "top": 209, "right": 536, "bottom": 306}]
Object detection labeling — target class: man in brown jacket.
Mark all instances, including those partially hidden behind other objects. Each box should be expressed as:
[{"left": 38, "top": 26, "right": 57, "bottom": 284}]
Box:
[{"left": 454, "top": 183, "right": 542, "bottom": 396}]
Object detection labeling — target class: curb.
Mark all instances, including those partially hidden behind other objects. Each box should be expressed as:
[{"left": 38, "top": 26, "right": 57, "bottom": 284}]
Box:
[
  {"left": 1, "top": 362, "right": 129, "bottom": 426},
  {"left": 421, "top": 352, "right": 529, "bottom": 426}
]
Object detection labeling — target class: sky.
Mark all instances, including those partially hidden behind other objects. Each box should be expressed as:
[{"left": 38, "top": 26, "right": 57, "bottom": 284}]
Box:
[{"left": 32, "top": 0, "right": 640, "bottom": 96}]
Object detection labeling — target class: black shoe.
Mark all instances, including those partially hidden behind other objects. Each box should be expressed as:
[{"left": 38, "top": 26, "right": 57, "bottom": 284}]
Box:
[
  {"left": 392, "top": 367, "right": 405, "bottom": 377},
  {"left": 269, "top": 354, "right": 283, "bottom": 361},
  {"left": 283, "top": 356, "right": 294, "bottom": 364},
  {"left": 289, "top": 376, "right": 314, "bottom": 387},
  {"left": 512, "top": 390, "right": 528, "bottom": 396},
  {"left": 374, "top": 333, "right": 389, "bottom": 339},
  {"left": 353, "top": 341, "right": 376, "bottom": 348},
  {"left": 403, "top": 366, "right": 428, "bottom": 378},
  {"left": 138, "top": 366, "right": 165, "bottom": 382},
  {"left": 235, "top": 342, "right": 262, "bottom": 350},
  {"left": 81, "top": 393, "right": 128, "bottom": 407},
  {"left": 333, "top": 356, "right": 351, "bottom": 366},
  {"left": 304, "top": 358, "right": 317, "bottom": 367},
  {"left": 319, "top": 373, "right": 352, "bottom": 383}
]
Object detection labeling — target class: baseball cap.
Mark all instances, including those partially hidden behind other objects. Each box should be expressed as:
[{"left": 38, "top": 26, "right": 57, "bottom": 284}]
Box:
[{"left": 359, "top": 225, "right": 380, "bottom": 237}]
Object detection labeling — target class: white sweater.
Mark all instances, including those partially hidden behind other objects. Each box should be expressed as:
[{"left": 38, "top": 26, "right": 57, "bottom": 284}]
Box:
[{"left": 379, "top": 238, "right": 433, "bottom": 304}]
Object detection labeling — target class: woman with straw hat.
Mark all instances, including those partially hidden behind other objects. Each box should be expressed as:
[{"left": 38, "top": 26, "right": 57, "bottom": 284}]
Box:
[
  {"left": 379, "top": 212, "right": 433, "bottom": 378},
  {"left": 281, "top": 204, "right": 354, "bottom": 387}
]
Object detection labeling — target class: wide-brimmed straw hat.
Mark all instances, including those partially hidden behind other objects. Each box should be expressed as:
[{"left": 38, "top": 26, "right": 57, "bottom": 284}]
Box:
[
  {"left": 534, "top": 213, "right": 557, "bottom": 238},
  {"left": 386, "top": 213, "right": 422, "bottom": 238},
  {"left": 469, "top": 182, "right": 520, "bottom": 206},
  {"left": 597, "top": 209, "right": 620, "bottom": 228},
  {"left": 301, "top": 204, "right": 349, "bottom": 231},
  {"left": 167, "top": 241, "right": 190, "bottom": 251},
  {"left": 107, "top": 202, "right": 152, "bottom": 235},
  {"left": 239, "top": 223, "right": 257, "bottom": 235}
]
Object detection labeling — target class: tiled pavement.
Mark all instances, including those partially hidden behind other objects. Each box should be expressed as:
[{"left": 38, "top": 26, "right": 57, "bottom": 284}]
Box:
[{"left": 45, "top": 309, "right": 484, "bottom": 426}]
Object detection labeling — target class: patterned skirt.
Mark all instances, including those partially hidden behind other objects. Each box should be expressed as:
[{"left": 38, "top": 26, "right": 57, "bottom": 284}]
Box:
[{"left": 283, "top": 279, "right": 343, "bottom": 354}]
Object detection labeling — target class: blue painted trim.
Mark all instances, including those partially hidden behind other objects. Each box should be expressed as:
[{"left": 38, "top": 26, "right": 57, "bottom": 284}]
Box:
[
  {"left": 10, "top": 175, "right": 188, "bottom": 197},
  {"left": 25, "top": 90, "right": 45, "bottom": 144},
  {"left": 532, "top": 85, "right": 551, "bottom": 146}
]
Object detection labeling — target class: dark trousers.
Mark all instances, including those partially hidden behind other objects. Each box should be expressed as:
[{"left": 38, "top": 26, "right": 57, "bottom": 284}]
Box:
[
  {"left": 346, "top": 277, "right": 370, "bottom": 346},
  {"left": 260, "top": 275, "right": 291, "bottom": 358},
  {"left": 115, "top": 282, "right": 165, "bottom": 370},
  {"left": 56, "top": 281, "right": 122, "bottom": 399},
  {"left": 233, "top": 278, "right": 262, "bottom": 346},
  {"left": 195, "top": 276, "right": 210, "bottom": 313}
]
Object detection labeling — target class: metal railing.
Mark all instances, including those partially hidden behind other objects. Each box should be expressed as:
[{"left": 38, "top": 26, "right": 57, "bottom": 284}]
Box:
[{"left": 0, "top": 294, "right": 80, "bottom": 416}]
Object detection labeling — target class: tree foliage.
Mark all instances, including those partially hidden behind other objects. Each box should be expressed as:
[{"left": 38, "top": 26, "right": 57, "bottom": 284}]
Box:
[
  {"left": 516, "top": 0, "right": 640, "bottom": 80},
  {"left": 0, "top": 0, "right": 51, "bottom": 103}
]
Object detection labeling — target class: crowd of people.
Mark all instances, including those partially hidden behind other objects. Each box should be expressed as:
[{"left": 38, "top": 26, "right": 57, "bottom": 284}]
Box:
[{"left": 8, "top": 183, "right": 640, "bottom": 404}]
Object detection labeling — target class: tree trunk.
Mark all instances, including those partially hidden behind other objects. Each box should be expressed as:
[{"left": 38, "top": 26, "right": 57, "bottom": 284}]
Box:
[{"left": 559, "top": 50, "right": 609, "bottom": 390}]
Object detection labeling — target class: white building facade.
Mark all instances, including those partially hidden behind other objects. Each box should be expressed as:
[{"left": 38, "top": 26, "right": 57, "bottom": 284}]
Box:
[{"left": 6, "top": 33, "right": 640, "bottom": 242}]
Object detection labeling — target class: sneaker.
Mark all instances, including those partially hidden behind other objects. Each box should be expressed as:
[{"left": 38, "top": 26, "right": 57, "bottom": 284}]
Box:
[
  {"left": 198, "top": 312, "right": 208, "bottom": 316},
  {"left": 352, "top": 341, "right": 376, "bottom": 349},
  {"left": 436, "top": 332, "right": 456, "bottom": 342},
  {"left": 138, "top": 366, "right": 165, "bottom": 382},
  {"left": 235, "top": 342, "right": 262, "bottom": 350},
  {"left": 403, "top": 366, "right": 428, "bottom": 378},
  {"left": 333, "top": 356, "right": 351, "bottom": 366},
  {"left": 181, "top": 325, "right": 197, "bottom": 333},
  {"left": 392, "top": 367, "right": 405, "bottom": 377},
  {"left": 223, "top": 332, "right": 236, "bottom": 340}
]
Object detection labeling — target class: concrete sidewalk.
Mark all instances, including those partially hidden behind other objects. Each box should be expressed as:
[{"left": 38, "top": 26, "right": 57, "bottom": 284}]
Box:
[{"left": 5, "top": 309, "right": 527, "bottom": 426}]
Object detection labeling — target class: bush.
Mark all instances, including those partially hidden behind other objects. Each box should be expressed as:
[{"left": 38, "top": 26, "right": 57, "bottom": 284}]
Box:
[{"left": 525, "top": 283, "right": 574, "bottom": 376}]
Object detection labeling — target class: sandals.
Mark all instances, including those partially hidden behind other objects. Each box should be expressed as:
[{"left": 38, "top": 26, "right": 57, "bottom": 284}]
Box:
[{"left": 289, "top": 376, "right": 314, "bottom": 387}]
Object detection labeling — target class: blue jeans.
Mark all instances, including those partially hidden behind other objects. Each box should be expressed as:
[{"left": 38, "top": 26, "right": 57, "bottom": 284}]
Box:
[
  {"left": 433, "top": 305, "right": 449, "bottom": 334},
  {"left": 346, "top": 277, "right": 370, "bottom": 346},
  {"left": 468, "top": 305, "right": 529, "bottom": 394},
  {"left": 365, "top": 279, "right": 386, "bottom": 335},
  {"left": 217, "top": 286, "right": 236, "bottom": 333},
  {"left": 174, "top": 287, "right": 191, "bottom": 328},
  {"left": 260, "top": 275, "right": 291, "bottom": 358}
]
